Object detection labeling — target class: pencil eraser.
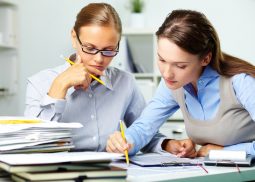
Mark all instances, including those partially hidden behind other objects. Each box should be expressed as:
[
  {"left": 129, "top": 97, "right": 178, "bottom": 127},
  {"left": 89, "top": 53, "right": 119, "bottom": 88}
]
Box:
[{"left": 209, "top": 150, "right": 246, "bottom": 161}]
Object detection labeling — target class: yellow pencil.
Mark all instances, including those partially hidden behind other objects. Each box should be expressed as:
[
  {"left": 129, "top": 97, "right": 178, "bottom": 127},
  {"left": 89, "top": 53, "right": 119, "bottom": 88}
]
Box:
[
  {"left": 119, "top": 120, "right": 130, "bottom": 166},
  {"left": 60, "top": 55, "right": 106, "bottom": 86}
]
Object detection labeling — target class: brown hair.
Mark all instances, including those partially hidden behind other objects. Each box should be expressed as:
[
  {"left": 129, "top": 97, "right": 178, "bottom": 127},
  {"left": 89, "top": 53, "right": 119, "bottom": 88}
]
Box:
[
  {"left": 156, "top": 9, "right": 255, "bottom": 77},
  {"left": 73, "top": 3, "right": 122, "bottom": 38}
]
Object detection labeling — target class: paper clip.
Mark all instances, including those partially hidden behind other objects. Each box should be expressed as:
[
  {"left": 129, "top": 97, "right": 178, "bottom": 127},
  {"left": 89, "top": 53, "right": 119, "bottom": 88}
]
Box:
[{"left": 161, "top": 161, "right": 197, "bottom": 167}]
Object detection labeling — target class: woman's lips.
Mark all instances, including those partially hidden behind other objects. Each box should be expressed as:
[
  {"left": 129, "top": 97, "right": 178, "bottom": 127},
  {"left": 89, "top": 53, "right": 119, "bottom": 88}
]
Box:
[
  {"left": 165, "top": 78, "right": 177, "bottom": 85},
  {"left": 91, "top": 65, "right": 104, "bottom": 71}
]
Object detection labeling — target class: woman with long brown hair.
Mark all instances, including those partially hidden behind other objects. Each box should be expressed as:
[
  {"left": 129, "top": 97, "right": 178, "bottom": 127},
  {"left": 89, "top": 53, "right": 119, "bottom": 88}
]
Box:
[
  {"left": 107, "top": 9, "right": 255, "bottom": 157},
  {"left": 24, "top": 3, "right": 164, "bottom": 152}
]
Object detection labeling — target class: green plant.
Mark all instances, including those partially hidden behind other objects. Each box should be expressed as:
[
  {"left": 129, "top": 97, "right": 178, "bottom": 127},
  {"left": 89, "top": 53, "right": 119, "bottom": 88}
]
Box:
[{"left": 131, "top": 0, "right": 143, "bottom": 13}]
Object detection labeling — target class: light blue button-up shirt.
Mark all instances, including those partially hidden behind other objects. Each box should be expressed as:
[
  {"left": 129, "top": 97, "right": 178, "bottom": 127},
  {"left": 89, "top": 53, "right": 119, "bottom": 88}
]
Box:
[
  {"left": 24, "top": 62, "right": 165, "bottom": 152},
  {"left": 126, "top": 66, "right": 255, "bottom": 155}
]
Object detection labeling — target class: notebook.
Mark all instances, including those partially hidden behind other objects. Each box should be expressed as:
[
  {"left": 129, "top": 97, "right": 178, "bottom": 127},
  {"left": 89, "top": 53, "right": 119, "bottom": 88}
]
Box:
[{"left": 129, "top": 153, "right": 203, "bottom": 167}]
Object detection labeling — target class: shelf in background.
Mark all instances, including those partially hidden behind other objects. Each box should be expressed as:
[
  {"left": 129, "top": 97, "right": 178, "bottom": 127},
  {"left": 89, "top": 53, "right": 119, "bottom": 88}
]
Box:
[
  {"left": 0, "top": 0, "right": 18, "bottom": 97},
  {"left": 133, "top": 73, "right": 159, "bottom": 78},
  {"left": 160, "top": 120, "right": 187, "bottom": 140},
  {"left": 134, "top": 73, "right": 161, "bottom": 86},
  {"left": 0, "top": 43, "right": 16, "bottom": 49},
  {"left": 121, "top": 27, "right": 183, "bottom": 120},
  {"left": 0, "top": 0, "right": 17, "bottom": 6}
]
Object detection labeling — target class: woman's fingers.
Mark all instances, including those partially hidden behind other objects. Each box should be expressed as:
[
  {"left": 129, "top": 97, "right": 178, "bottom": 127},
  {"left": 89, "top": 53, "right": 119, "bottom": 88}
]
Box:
[{"left": 106, "top": 131, "right": 128, "bottom": 153}]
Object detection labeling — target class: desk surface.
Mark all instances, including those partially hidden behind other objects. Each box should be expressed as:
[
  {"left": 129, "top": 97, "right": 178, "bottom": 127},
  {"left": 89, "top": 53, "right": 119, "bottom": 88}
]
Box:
[{"left": 112, "top": 161, "right": 255, "bottom": 182}]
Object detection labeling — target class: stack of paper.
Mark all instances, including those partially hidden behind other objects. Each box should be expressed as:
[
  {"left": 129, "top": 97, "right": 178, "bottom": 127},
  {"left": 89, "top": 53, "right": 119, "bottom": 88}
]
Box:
[{"left": 0, "top": 116, "right": 83, "bottom": 154}]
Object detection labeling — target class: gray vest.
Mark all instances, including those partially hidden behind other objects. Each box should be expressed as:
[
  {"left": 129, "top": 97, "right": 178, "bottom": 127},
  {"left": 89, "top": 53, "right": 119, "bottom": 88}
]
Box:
[{"left": 172, "top": 76, "right": 255, "bottom": 146}]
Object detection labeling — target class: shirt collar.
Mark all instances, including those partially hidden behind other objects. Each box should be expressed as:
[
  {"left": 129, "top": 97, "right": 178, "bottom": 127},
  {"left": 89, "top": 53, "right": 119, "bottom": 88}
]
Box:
[
  {"left": 99, "top": 68, "right": 113, "bottom": 90},
  {"left": 57, "top": 63, "right": 114, "bottom": 96},
  {"left": 200, "top": 65, "right": 219, "bottom": 79},
  {"left": 184, "top": 65, "right": 219, "bottom": 91}
]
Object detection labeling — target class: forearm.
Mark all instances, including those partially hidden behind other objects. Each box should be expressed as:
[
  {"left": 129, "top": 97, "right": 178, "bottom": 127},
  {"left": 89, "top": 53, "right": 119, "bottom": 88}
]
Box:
[
  {"left": 224, "top": 142, "right": 255, "bottom": 155},
  {"left": 48, "top": 76, "right": 69, "bottom": 99},
  {"left": 140, "top": 132, "right": 167, "bottom": 153},
  {"left": 124, "top": 80, "right": 179, "bottom": 155}
]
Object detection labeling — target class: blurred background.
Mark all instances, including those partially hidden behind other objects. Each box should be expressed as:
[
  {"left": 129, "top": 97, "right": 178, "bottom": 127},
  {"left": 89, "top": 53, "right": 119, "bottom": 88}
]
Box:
[{"left": 0, "top": 0, "right": 255, "bottom": 118}]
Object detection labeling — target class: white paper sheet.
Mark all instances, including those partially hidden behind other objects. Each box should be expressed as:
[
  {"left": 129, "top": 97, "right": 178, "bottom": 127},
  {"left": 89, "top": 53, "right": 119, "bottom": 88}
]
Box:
[
  {"left": 0, "top": 152, "right": 123, "bottom": 165},
  {"left": 0, "top": 116, "right": 83, "bottom": 134}
]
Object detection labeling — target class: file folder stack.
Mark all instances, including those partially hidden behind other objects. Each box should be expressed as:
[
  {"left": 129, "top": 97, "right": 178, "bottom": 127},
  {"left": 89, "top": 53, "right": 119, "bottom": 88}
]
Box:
[
  {"left": 0, "top": 168, "right": 11, "bottom": 182},
  {"left": 0, "top": 116, "right": 83, "bottom": 154}
]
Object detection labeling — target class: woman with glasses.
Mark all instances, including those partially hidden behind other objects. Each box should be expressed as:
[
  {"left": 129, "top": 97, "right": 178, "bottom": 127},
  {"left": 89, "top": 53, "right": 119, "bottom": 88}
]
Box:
[{"left": 24, "top": 3, "right": 165, "bottom": 152}]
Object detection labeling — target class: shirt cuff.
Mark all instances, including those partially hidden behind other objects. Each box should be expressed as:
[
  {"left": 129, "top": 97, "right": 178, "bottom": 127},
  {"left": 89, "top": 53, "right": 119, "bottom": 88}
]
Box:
[
  {"left": 125, "top": 134, "right": 137, "bottom": 156},
  {"left": 155, "top": 137, "right": 176, "bottom": 154},
  {"left": 40, "top": 94, "right": 66, "bottom": 113},
  {"left": 150, "top": 137, "right": 166, "bottom": 153}
]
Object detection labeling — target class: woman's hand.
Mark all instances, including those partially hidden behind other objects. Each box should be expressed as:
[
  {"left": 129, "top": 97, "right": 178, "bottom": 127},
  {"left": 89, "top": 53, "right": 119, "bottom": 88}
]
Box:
[
  {"left": 197, "top": 144, "right": 223, "bottom": 157},
  {"left": 106, "top": 131, "right": 133, "bottom": 154},
  {"left": 163, "top": 139, "right": 197, "bottom": 158},
  {"left": 48, "top": 55, "right": 93, "bottom": 99}
]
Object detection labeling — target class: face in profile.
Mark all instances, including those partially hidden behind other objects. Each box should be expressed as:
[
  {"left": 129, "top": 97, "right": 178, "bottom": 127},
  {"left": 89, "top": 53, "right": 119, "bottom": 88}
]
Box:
[{"left": 71, "top": 25, "right": 119, "bottom": 74}]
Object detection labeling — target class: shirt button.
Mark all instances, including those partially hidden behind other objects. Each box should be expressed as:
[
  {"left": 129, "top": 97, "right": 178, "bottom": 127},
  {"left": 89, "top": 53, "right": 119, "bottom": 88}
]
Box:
[
  {"left": 198, "top": 79, "right": 204, "bottom": 85},
  {"left": 93, "top": 136, "right": 97, "bottom": 141},
  {"left": 91, "top": 81, "right": 96, "bottom": 86},
  {"left": 91, "top": 115, "right": 95, "bottom": 119},
  {"left": 89, "top": 94, "right": 93, "bottom": 98}
]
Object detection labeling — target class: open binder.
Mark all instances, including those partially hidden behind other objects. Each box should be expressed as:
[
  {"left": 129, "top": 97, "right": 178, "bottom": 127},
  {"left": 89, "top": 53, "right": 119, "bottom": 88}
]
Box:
[{"left": 203, "top": 150, "right": 255, "bottom": 167}]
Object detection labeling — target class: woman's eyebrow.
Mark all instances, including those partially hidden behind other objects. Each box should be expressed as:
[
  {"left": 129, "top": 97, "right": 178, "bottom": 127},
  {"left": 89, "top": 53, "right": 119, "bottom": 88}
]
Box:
[{"left": 83, "top": 42, "right": 116, "bottom": 49}]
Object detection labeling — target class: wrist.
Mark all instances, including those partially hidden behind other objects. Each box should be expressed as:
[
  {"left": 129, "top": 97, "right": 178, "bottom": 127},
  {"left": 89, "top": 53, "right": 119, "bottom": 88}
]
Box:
[{"left": 48, "top": 77, "right": 69, "bottom": 99}]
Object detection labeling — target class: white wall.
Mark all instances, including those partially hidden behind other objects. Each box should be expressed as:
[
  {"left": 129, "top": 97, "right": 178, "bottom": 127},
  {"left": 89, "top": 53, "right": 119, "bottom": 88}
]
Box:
[
  {"left": 144, "top": 0, "right": 255, "bottom": 63},
  {"left": 1, "top": 0, "right": 254, "bottom": 115}
]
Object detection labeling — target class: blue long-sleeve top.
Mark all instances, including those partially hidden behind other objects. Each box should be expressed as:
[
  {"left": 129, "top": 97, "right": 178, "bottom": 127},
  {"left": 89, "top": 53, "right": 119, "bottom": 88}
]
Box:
[{"left": 126, "top": 66, "right": 255, "bottom": 155}]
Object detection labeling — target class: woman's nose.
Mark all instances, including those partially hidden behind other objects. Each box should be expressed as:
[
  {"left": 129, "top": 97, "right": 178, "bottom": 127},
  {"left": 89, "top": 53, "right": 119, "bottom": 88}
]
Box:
[
  {"left": 163, "top": 65, "right": 174, "bottom": 78},
  {"left": 94, "top": 52, "right": 104, "bottom": 63}
]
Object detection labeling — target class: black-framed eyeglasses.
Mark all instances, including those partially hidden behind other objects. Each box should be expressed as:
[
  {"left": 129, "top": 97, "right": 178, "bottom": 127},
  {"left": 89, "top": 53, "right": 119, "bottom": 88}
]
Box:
[{"left": 76, "top": 35, "right": 119, "bottom": 57}]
